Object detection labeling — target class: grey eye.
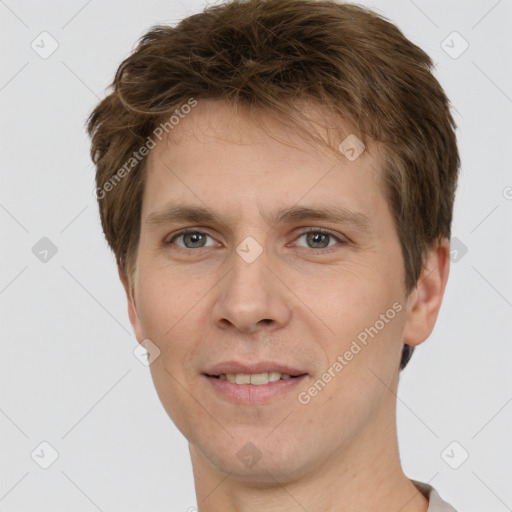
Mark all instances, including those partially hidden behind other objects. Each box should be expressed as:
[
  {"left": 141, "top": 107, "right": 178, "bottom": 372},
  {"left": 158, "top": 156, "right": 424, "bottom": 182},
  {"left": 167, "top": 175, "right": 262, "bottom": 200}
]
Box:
[
  {"left": 296, "top": 231, "right": 339, "bottom": 249},
  {"left": 172, "top": 232, "right": 216, "bottom": 249}
]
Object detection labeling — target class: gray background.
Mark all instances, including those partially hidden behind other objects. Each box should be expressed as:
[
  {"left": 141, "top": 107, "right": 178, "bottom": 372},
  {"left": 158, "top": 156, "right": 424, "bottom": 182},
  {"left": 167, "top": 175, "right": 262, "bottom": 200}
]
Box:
[{"left": 1, "top": 0, "right": 511, "bottom": 510}]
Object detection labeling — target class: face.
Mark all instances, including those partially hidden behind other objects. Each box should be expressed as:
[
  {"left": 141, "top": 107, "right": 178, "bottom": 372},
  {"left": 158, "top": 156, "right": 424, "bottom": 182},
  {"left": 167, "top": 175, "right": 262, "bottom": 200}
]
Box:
[{"left": 124, "top": 99, "right": 425, "bottom": 483}]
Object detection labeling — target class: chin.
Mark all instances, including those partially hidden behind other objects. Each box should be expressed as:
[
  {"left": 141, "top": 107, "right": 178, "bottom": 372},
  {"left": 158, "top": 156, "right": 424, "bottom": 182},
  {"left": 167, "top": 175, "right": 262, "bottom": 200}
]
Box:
[{"left": 194, "top": 435, "right": 316, "bottom": 484}]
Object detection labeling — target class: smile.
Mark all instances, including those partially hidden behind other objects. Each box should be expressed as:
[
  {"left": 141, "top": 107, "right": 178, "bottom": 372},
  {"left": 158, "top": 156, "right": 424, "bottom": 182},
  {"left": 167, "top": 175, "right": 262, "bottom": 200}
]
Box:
[
  {"left": 204, "top": 373, "right": 308, "bottom": 404},
  {"left": 211, "top": 372, "right": 300, "bottom": 385}
]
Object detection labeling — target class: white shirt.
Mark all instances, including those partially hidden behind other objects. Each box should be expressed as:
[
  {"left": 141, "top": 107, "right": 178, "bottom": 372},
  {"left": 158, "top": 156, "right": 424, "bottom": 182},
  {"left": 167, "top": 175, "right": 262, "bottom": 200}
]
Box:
[{"left": 412, "top": 480, "right": 458, "bottom": 511}]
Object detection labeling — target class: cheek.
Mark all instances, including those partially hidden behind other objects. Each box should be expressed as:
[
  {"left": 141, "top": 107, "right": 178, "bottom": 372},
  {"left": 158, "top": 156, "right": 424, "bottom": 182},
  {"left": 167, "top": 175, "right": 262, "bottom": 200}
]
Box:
[
  {"left": 302, "top": 263, "right": 406, "bottom": 375},
  {"left": 135, "top": 265, "right": 209, "bottom": 374},
  {"left": 136, "top": 277, "right": 173, "bottom": 338},
  {"left": 135, "top": 262, "right": 201, "bottom": 336},
  {"left": 135, "top": 269, "right": 204, "bottom": 432},
  {"left": 301, "top": 264, "right": 391, "bottom": 330}
]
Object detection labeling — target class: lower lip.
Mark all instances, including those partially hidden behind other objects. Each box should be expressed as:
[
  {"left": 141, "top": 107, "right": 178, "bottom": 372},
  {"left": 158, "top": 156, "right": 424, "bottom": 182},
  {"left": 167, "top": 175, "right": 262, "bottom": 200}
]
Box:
[{"left": 204, "top": 375, "right": 308, "bottom": 404}]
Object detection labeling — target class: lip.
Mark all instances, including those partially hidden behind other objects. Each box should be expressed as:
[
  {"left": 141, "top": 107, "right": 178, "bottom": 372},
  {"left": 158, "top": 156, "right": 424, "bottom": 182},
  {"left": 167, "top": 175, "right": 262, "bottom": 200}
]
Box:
[
  {"left": 204, "top": 373, "right": 308, "bottom": 405},
  {"left": 203, "top": 360, "right": 307, "bottom": 377}
]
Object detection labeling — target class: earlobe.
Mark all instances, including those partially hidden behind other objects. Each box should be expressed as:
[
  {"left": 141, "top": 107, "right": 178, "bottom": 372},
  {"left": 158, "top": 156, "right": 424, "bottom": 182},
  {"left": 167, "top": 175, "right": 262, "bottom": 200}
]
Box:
[
  {"left": 402, "top": 238, "right": 451, "bottom": 347},
  {"left": 118, "top": 264, "right": 145, "bottom": 344}
]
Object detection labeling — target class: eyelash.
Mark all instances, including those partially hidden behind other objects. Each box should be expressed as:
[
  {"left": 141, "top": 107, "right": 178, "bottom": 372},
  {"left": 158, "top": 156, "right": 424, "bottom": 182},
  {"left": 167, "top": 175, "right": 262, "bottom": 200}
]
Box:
[{"left": 164, "top": 227, "right": 348, "bottom": 253}]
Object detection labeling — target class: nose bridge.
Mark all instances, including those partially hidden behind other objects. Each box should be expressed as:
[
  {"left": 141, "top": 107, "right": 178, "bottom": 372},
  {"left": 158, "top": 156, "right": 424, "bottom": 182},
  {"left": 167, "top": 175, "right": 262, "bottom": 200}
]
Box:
[
  {"left": 212, "top": 238, "right": 290, "bottom": 332},
  {"left": 227, "top": 240, "right": 272, "bottom": 309}
]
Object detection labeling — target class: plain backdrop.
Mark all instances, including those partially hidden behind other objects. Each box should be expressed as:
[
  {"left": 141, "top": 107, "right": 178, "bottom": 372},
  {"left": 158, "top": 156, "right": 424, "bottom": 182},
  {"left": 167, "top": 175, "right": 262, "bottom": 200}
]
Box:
[{"left": 1, "top": 1, "right": 511, "bottom": 511}]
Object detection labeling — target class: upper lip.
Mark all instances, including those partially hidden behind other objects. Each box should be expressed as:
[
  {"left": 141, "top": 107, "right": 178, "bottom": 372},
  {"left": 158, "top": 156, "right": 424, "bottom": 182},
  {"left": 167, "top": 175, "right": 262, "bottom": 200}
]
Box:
[{"left": 204, "top": 361, "right": 308, "bottom": 377}]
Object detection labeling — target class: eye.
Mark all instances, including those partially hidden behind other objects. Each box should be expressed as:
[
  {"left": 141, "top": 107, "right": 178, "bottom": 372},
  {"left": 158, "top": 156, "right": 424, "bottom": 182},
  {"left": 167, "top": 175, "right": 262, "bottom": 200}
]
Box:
[
  {"left": 294, "top": 228, "right": 346, "bottom": 250},
  {"left": 164, "top": 228, "right": 346, "bottom": 252},
  {"left": 166, "top": 230, "right": 218, "bottom": 249}
]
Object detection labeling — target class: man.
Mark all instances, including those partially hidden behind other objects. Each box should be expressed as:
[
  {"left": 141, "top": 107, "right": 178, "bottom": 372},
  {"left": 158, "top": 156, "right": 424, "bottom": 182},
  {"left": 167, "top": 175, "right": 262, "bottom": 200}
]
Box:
[{"left": 87, "top": 1, "right": 460, "bottom": 510}]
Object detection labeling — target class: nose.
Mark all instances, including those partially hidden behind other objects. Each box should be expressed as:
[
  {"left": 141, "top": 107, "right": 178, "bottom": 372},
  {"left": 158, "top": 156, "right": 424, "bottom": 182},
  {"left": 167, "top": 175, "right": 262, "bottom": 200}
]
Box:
[{"left": 211, "top": 245, "right": 292, "bottom": 334}]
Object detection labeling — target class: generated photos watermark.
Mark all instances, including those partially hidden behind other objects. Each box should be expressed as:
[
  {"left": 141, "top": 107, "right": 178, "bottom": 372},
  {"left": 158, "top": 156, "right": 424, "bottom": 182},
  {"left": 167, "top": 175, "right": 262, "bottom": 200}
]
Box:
[
  {"left": 298, "top": 301, "right": 403, "bottom": 405},
  {"left": 95, "top": 97, "right": 198, "bottom": 200}
]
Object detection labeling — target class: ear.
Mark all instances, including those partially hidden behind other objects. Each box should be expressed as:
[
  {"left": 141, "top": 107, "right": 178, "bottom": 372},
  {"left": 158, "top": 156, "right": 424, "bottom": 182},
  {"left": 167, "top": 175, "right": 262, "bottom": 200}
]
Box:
[
  {"left": 118, "top": 264, "right": 145, "bottom": 344},
  {"left": 402, "top": 237, "right": 451, "bottom": 347}
]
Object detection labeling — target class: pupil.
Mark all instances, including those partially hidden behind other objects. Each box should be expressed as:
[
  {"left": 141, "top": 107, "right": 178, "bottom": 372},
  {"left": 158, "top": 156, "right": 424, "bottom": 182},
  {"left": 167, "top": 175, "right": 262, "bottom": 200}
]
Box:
[
  {"left": 308, "top": 232, "right": 328, "bottom": 248},
  {"left": 185, "top": 233, "right": 205, "bottom": 248}
]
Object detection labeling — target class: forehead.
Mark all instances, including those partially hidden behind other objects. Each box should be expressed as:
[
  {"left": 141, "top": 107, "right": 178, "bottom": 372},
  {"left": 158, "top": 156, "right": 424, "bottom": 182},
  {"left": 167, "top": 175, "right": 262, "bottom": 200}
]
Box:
[
  {"left": 143, "top": 99, "right": 387, "bottom": 226},
  {"left": 152, "top": 98, "right": 375, "bottom": 161}
]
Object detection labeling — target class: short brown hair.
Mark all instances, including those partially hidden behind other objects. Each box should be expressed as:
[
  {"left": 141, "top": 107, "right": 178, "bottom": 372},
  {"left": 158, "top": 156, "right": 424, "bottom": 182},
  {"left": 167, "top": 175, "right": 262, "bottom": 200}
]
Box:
[{"left": 87, "top": 0, "right": 460, "bottom": 370}]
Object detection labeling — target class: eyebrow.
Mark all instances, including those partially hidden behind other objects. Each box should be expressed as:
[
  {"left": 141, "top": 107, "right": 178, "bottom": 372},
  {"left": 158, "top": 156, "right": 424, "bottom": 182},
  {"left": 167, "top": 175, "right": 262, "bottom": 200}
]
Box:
[
  {"left": 145, "top": 203, "right": 372, "bottom": 233},
  {"left": 274, "top": 205, "right": 372, "bottom": 232}
]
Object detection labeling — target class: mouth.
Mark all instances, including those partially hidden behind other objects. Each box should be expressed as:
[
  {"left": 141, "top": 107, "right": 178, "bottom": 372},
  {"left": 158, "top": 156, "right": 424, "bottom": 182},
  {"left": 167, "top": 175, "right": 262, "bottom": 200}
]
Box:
[
  {"left": 205, "top": 371, "right": 306, "bottom": 385},
  {"left": 202, "top": 362, "right": 309, "bottom": 404}
]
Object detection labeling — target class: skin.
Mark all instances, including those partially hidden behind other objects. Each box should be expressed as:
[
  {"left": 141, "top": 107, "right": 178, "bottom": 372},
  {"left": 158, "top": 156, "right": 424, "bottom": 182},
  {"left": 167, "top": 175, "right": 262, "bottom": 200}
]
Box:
[{"left": 120, "top": 99, "right": 450, "bottom": 512}]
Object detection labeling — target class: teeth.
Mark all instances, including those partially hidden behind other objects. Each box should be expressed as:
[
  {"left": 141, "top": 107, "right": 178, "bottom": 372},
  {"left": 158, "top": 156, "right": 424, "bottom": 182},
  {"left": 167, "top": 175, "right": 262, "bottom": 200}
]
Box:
[
  {"left": 235, "top": 374, "right": 251, "bottom": 384},
  {"left": 220, "top": 372, "right": 294, "bottom": 385},
  {"left": 268, "top": 371, "right": 281, "bottom": 382}
]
